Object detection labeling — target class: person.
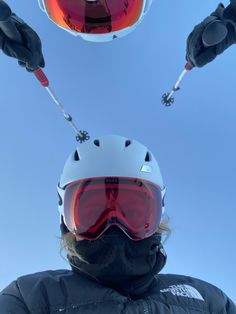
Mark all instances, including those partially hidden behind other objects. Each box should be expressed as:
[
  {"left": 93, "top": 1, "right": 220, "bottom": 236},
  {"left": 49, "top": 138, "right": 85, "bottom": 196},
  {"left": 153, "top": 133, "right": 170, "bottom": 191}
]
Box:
[
  {"left": 0, "top": 134, "right": 235, "bottom": 313},
  {"left": 186, "top": 0, "right": 236, "bottom": 67},
  {"left": 0, "top": 0, "right": 152, "bottom": 71}
]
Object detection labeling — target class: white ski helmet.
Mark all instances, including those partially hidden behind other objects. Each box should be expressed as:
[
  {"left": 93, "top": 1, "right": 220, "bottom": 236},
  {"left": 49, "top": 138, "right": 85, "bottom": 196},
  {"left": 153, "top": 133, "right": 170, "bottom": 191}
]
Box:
[
  {"left": 38, "top": 0, "right": 153, "bottom": 42},
  {"left": 57, "top": 134, "right": 166, "bottom": 226}
]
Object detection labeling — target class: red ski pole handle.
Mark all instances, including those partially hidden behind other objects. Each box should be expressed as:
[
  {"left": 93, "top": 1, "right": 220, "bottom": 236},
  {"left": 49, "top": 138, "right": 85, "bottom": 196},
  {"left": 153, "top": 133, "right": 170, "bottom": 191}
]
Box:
[{"left": 34, "top": 68, "right": 49, "bottom": 87}]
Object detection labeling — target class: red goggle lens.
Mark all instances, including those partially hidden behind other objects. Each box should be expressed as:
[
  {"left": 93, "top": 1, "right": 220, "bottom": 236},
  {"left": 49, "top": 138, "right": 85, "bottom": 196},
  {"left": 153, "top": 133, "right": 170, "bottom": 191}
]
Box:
[
  {"left": 43, "top": 0, "right": 144, "bottom": 34},
  {"left": 63, "top": 177, "right": 162, "bottom": 240}
]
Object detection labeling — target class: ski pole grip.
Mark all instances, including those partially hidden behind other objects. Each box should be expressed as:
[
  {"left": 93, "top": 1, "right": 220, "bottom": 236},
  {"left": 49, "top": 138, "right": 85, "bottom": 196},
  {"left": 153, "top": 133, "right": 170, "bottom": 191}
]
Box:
[
  {"left": 0, "top": 0, "right": 22, "bottom": 43},
  {"left": 34, "top": 68, "right": 49, "bottom": 87}
]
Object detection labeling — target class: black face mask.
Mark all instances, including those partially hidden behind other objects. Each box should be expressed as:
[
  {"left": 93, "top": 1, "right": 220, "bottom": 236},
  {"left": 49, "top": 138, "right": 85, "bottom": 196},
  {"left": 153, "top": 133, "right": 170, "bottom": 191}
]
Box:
[{"left": 68, "top": 226, "right": 167, "bottom": 298}]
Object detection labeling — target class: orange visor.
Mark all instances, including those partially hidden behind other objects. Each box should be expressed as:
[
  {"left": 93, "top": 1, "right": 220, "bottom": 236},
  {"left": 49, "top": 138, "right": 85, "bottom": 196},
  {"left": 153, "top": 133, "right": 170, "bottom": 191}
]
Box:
[{"left": 43, "top": 0, "right": 144, "bottom": 34}]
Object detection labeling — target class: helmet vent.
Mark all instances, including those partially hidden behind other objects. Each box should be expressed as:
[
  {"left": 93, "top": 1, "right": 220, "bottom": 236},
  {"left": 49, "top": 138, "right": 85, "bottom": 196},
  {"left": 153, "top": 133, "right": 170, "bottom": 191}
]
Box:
[
  {"left": 74, "top": 150, "right": 80, "bottom": 161},
  {"left": 125, "top": 140, "right": 131, "bottom": 147},
  {"left": 94, "top": 139, "right": 100, "bottom": 147},
  {"left": 145, "top": 152, "right": 151, "bottom": 162}
]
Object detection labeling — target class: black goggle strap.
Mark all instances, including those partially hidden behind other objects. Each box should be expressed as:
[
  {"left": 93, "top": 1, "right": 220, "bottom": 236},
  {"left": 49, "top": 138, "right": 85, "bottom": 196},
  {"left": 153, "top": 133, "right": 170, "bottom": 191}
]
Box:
[{"left": 60, "top": 215, "right": 70, "bottom": 235}]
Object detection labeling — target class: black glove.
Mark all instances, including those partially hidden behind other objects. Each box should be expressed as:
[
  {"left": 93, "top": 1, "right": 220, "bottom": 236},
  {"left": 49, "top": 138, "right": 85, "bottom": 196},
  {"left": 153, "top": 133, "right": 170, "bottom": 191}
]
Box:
[
  {"left": 0, "top": 14, "right": 45, "bottom": 71},
  {"left": 186, "top": 3, "right": 236, "bottom": 67}
]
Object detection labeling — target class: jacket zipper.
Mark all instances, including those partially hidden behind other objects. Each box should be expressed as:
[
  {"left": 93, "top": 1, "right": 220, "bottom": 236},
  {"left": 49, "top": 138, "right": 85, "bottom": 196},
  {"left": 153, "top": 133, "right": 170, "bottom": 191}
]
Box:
[{"left": 142, "top": 299, "right": 150, "bottom": 314}]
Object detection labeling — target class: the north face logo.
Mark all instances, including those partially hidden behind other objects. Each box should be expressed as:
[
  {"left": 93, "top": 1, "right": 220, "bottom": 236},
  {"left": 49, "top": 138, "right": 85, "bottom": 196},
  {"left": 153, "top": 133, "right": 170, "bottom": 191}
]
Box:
[{"left": 160, "top": 284, "right": 204, "bottom": 301}]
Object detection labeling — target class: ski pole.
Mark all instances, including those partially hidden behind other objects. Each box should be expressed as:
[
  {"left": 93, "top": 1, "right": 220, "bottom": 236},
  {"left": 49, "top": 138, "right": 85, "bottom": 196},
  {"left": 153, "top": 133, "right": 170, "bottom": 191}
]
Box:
[
  {"left": 161, "top": 62, "right": 193, "bottom": 106},
  {"left": 33, "top": 69, "right": 90, "bottom": 143},
  {"left": 0, "top": 0, "right": 89, "bottom": 143},
  {"left": 161, "top": 15, "right": 229, "bottom": 107}
]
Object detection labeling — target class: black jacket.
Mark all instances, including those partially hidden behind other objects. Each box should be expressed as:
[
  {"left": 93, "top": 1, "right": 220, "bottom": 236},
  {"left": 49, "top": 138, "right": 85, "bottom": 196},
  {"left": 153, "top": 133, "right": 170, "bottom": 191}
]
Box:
[{"left": 0, "top": 270, "right": 235, "bottom": 313}]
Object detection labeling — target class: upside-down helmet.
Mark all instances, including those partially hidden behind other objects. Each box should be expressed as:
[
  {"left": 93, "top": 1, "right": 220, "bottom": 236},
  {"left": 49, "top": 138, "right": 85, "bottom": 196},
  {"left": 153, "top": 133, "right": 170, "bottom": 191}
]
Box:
[{"left": 38, "top": 0, "right": 153, "bottom": 42}]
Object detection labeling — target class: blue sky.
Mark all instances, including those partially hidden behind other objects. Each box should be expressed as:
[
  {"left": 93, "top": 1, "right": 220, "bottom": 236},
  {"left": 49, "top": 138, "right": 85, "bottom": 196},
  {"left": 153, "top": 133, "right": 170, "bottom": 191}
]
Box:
[{"left": 0, "top": 0, "right": 235, "bottom": 301}]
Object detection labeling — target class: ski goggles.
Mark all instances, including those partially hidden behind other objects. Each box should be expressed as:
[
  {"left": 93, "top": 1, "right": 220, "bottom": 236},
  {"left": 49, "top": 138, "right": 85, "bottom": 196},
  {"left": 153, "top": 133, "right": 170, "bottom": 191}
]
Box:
[
  {"left": 63, "top": 177, "right": 163, "bottom": 240},
  {"left": 38, "top": 0, "right": 147, "bottom": 36}
]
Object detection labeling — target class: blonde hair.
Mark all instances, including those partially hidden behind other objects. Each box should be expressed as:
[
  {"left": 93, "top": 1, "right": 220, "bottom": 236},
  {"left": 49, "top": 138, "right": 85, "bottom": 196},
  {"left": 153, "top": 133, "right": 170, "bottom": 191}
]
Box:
[{"left": 60, "top": 217, "right": 171, "bottom": 262}]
